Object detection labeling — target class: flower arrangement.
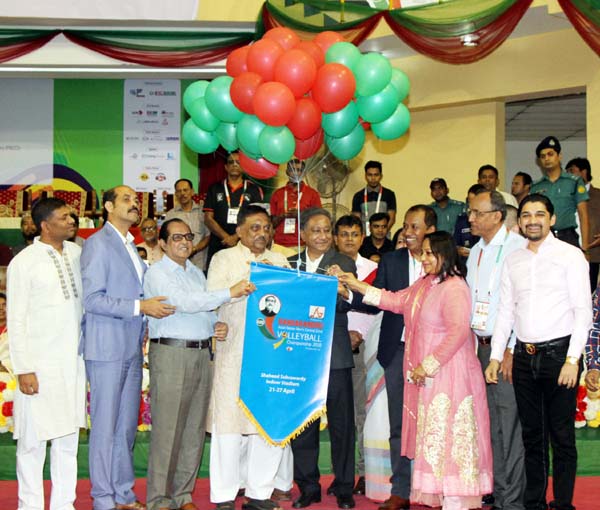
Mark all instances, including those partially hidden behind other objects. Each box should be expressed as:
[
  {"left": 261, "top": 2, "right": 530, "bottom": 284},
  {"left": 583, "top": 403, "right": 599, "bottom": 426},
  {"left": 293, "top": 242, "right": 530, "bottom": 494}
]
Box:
[{"left": 0, "top": 375, "right": 16, "bottom": 433}]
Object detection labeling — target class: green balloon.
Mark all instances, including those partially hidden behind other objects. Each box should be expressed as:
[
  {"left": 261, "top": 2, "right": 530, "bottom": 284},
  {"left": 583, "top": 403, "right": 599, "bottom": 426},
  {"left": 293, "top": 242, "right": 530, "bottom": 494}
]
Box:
[
  {"left": 356, "top": 84, "right": 400, "bottom": 124},
  {"left": 188, "top": 97, "right": 220, "bottom": 132},
  {"left": 390, "top": 68, "right": 410, "bottom": 102},
  {"left": 372, "top": 103, "right": 411, "bottom": 141},
  {"left": 326, "top": 123, "right": 365, "bottom": 161},
  {"left": 237, "top": 114, "right": 265, "bottom": 159},
  {"left": 216, "top": 122, "right": 239, "bottom": 152},
  {"left": 354, "top": 53, "right": 392, "bottom": 97},
  {"left": 325, "top": 42, "right": 362, "bottom": 71},
  {"left": 259, "top": 126, "right": 295, "bottom": 164},
  {"left": 182, "top": 118, "right": 219, "bottom": 154},
  {"left": 205, "top": 76, "right": 243, "bottom": 123},
  {"left": 183, "top": 80, "right": 209, "bottom": 113},
  {"left": 322, "top": 101, "right": 359, "bottom": 138}
]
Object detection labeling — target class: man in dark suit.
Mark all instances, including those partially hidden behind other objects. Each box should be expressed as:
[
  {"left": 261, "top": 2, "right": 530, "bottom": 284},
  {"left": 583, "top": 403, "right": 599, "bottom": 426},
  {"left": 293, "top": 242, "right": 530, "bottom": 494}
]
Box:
[
  {"left": 374, "top": 205, "right": 436, "bottom": 510},
  {"left": 288, "top": 208, "right": 357, "bottom": 510},
  {"left": 81, "top": 186, "right": 175, "bottom": 510}
]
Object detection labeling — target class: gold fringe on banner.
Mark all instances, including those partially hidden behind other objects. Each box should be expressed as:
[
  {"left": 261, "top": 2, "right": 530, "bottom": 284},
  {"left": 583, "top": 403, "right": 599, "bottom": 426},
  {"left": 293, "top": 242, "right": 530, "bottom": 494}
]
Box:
[{"left": 237, "top": 398, "right": 327, "bottom": 447}]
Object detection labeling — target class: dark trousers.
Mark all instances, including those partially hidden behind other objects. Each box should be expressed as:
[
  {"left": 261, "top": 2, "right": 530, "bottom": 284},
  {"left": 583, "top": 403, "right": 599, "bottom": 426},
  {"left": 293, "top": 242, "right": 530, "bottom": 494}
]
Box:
[
  {"left": 554, "top": 228, "right": 579, "bottom": 249},
  {"left": 383, "top": 345, "right": 411, "bottom": 499},
  {"left": 513, "top": 341, "right": 580, "bottom": 510},
  {"left": 292, "top": 368, "right": 355, "bottom": 497},
  {"left": 590, "top": 262, "right": 599, "bottom": 293}
]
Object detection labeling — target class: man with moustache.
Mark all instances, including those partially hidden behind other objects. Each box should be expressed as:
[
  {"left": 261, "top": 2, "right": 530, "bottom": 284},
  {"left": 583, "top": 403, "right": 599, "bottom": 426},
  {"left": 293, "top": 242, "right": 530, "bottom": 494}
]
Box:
[
  {"left": 486, "top": 194, "right": 592, "bottom": 510},
  {"left": 207, "top": 205, "right": 289, "bottom": 510},
  {"left": 333, "top": 215, "right": 378, "bottom": 497},
  {"left": 288, "top": 208, "right": 357, "bottom": 510},
  {"left": 144, "top": 218, "right": 252, "bottom": 510},
  {"left": 8, "top": 198, "right": 86, "bottom": 510},
  {"left": 428, "top": 177, "right": 465, "bottom": 234},
  {"left": 81, "top": 186, "right": 175, "bottom": 510},
  {"left": 466, "top": 190, "right": 526, "bottom": 510},
  {"left": 478, "top": 165, "right": 519, "bottom": 208},
  {"left": 204, "top": 151, "right": 264, "bottom": 269},
  {"left": 511, "top": 172, "right": 532, "bottom": 205},
  {"left": 373, "top": 205, "right": 436, "bottom": 510},
  {"left": 136, "top": 217, "right": 163, "bottom": 265},
  {"left": 11, "top": 211, "right": 37, "bottom": 257}
]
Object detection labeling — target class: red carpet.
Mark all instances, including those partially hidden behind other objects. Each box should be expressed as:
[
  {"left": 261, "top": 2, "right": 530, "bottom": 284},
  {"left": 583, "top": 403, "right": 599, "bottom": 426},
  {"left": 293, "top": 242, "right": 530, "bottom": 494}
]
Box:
[{"left": 0, "top": 475, "right": 598, "bottom": 509}]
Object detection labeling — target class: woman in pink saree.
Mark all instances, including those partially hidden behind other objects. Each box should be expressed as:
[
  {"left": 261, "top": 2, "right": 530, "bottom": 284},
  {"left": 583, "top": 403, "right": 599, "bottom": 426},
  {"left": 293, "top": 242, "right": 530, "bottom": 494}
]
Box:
[{"left": 338, "top": 231, "right": 493, "bottom": 510}]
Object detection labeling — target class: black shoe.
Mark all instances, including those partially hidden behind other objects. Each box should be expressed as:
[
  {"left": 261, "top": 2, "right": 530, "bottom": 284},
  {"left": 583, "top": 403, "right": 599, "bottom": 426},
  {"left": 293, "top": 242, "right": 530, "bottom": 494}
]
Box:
[
  {"left": 326, "top": 484, "right": 336, "bottom": 496},
  {"left": 352, "top": 476, "right": 365, "bottom": 495},
  {"left": 482, "top": 494, "right": 495, "bottom": 505},
  {"left": 292, "top": 492, "right": 321, "bottom": 509},
  {"left": 336, "top": 495, "right": 356, "bottom": 509}
]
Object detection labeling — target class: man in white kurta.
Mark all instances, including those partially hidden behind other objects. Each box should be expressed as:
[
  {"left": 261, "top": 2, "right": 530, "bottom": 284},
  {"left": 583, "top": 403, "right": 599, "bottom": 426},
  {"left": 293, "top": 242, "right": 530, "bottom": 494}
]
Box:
[
  {"left": 206, "top": 205, "right": 290, "bottom": 510},
  {"left": 7, "top": 198, "right": 87, "bottom": 510}
]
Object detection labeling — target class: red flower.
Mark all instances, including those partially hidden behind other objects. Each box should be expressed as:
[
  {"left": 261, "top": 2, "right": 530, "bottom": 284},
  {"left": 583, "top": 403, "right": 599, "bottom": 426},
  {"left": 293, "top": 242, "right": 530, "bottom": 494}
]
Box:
[
  {"left": 0, "top": 381, "right": 6, "bottom": 392},
  {"left": 2, "top": 401, "right": 13, "bottom": 417}
]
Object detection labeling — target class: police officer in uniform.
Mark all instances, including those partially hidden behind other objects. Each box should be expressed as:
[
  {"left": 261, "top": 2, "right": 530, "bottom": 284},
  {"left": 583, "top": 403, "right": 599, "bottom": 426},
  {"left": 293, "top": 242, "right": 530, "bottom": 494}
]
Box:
[{"left": 530, "top": 136, "right": 589, "bottom": 249}]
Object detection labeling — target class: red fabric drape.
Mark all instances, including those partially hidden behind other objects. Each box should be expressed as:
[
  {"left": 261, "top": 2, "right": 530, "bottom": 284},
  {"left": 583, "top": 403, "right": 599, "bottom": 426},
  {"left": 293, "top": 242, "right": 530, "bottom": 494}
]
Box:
[
  {"left": 261, "top": 4, "right": 384, "bottom": 46},
  {"left": 63, "top": 32, "right": 248, "bottom": 68},
  {"left": 383, "top": 0, "right": 533, "bottom": 64},
  {"left": 0, "top": 32, "right": 58, "bottom": 64},
  {"left": 558, "top": 0, "right": 600, "bottom": 57}
]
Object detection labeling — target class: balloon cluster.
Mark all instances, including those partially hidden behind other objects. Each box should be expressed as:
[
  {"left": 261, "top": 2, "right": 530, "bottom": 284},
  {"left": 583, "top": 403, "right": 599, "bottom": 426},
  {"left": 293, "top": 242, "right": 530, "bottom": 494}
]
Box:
[{"left": 182, "top": 28, "right": 411, "bottom": 178}]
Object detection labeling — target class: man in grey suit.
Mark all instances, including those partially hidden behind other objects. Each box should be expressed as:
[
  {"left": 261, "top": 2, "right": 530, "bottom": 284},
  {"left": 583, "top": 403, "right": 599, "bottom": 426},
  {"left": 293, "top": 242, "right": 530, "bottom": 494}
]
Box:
[{"left": 81, "top": 186, "right": 175, "bottom": 510}]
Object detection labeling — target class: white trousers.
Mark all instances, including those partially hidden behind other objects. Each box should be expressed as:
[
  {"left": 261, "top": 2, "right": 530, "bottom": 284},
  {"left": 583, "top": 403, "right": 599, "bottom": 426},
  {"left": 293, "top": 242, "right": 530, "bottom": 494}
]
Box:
[
  {"left": 274, "top": 445, "right": 293, "bottom": 491},
  {"left": 210, "top": 433, "right": 283, "bottom": 503},
  {"left": 16, "top": 426, "right": 79, "bottom": 510}
]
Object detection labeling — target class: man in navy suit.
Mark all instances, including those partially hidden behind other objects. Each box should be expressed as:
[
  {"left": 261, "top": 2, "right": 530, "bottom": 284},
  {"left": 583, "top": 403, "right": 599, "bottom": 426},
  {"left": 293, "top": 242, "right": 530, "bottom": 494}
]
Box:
[
  {"left": 81, "top": 186, "right": 175, "bottom": 510},
  {"left": 288, "top": 208, "right": 357, "bottom": 510},
  {"left": 374, "top": 205, "right": 436, "bottom": 510}
]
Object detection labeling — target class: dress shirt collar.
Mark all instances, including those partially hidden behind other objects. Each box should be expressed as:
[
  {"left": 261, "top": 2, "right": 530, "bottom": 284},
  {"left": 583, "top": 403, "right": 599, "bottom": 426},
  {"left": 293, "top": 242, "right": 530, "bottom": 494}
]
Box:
[
  {"left": 532, "top": 232, "right": 559, "bottom": 253},
  {"left": 305, "top": 251, "right": 325, "bottom": 273},
  {"left": 172, "top": 203, "right": 201, "bottom": 213},
  {"left": 161, "top": 254, "right": 193, "bottom": 273},
  {"left": 480, "top": 225, "right": 509, "bottom": 249},
  {"left": 106, "top": 220, "right": 135, "bottom": 245}
]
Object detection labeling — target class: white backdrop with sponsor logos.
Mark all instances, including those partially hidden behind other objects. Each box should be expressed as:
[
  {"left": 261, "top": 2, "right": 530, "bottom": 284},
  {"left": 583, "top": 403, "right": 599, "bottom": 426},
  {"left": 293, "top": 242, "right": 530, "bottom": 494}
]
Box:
[{"left": 123, "top": 79, "right": 181, "bottom": 201}]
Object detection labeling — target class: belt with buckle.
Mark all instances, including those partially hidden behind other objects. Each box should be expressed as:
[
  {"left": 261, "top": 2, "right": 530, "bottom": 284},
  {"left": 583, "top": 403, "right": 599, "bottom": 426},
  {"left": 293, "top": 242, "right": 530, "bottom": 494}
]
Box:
[
  {"left": 150, "top": 337, "right": 210, "bottom": 349},
  {"left": 476, "top": 335, "right": 492, "bottom": 345},
  {"left": 516, "top": 335, "right": 570, "bottom": 355}
]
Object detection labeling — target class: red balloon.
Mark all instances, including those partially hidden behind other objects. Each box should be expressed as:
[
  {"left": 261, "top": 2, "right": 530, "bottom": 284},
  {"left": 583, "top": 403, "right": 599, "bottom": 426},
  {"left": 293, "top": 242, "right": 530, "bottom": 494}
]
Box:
[
  {"left": 240, "top": 151, "right": 280, "bottom": 179},
  {"left": 226, "top": 45, "right": 250, "bottom": 77},
  {"left": 360, "top": 118, "right": 372, "bottom": 131},
  {"left": 247, "top": 39, "right": 284, "bottom": 81},
  {"left": 311, "top": 63, "right": 356, "bottom": 113},
  {"left": 295, "top": 128, "right": 324, "bottom": 160},
  {"left": 253, "top": 81, "right": 296, "bottom": 127},
  {"left": 313, "top": 31, "right": 345, "bottom": 55},
  {"left": 287, "top": 97, "right": 321, "bottom": 140},
  {"left": 263, "top": 27, "right": 300, "bottom": 51},
  {"left": 274, "top": 49, "right": 317, "bottom": 98},
  {"left": 230, "top": 72, "right": 263, "bottom": 114},
  {"left": 296, "top": 40, "right": 325, "bottom": 69}
]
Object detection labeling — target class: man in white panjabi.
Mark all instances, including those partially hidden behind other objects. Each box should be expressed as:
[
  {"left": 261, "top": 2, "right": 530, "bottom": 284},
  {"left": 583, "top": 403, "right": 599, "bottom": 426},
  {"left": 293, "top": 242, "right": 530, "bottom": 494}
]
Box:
[
  {"left": 206, "top": 205, "right": 290, "bottom": 510},
  {"left": 8, "top": 197, "right": 87, "bottom": 510}
]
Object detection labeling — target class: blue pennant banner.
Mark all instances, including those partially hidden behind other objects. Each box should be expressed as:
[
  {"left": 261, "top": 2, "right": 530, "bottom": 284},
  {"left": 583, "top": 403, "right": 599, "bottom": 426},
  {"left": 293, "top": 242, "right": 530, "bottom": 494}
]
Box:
[{"left": 239, "top": 262, "right": 338, "bottom": 446}]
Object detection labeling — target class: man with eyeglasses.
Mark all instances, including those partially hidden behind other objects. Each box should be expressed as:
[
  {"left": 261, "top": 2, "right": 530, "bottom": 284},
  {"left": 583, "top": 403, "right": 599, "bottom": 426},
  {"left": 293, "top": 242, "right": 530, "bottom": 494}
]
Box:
[
  {"left": 144, "top": 218, "right": 253, "bottom": 510},
  {"left": 288, "top": 208, "right": 358, "bottom": 510},
  {"left": 270, "top": 158, "right": 321, "bottom": 252},
  {"left": 485, "top": 194, "right": 592, "bottom": 510},
  {"left": 164, "top": 179, "right": 209, "bottom": 270},
  {"left": 466, "top": 189, "right": 526, "bottom": 510},
  {"left": 333, "top": 215, "right": 378, "bottom": 498},
  {"left": 359, "top": 212, "right": 394, "bottom": 264},
  {"left": 136, "top": 217, "right": 164, "bottom": 265},
  {"left": 204, "top": 150, "right": 264, "bottom": 270}
]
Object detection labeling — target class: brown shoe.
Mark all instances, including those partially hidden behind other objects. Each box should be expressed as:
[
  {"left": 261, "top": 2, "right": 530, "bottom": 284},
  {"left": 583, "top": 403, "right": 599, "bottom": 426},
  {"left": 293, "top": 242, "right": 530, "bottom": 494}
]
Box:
[
  {"left": 115, "top": 502, "right": 146, "bottom": 510},
  {"left": 271, "top": 488, "right": 292, "bottom": 502},
  {"left": 180, "top": 503, "right": 199, "bottom": 510},
  {"left": 378, "top": 495, "right": 410, "bottom": 510}
]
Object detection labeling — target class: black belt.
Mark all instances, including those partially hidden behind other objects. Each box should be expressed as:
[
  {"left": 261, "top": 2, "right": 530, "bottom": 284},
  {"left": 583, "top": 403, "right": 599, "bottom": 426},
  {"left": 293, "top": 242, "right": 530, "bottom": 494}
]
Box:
[
  {"left": 150, "top": 337, "right": 210, "bottom": 349},
  {"left": 476, "top": 335, "right": 492, "bottom": 346},
  {"left": 515, "top": 335, "right": 570, "bottom": 355}
]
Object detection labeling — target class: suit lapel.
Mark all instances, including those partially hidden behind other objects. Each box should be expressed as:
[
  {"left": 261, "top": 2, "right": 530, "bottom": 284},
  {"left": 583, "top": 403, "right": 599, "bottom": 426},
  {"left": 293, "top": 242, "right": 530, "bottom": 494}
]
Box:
[{"left": 103, "top": 225, "right": 143, "bottom": 284}]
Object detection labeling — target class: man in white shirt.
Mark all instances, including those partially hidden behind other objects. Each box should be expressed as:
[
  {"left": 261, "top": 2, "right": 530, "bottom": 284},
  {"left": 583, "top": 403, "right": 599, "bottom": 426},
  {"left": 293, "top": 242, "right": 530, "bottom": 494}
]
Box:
[
  {"left": 136, "top": 217, "right": 164, "bottom": 265},
  {"left": 333, "top": 214, "right": 378, "bottom": 497},
  {"left": 466, "top": 190, "right": 526, "bottom": 510},
  {"left": 8, "top": 197, "right": 87, "bottom": 510},
  {"left": 478, "top": 164, "right": 519, "bottom": 208},
  {"left": 485, "top": 193, "right": 592, "bottom": 510}
]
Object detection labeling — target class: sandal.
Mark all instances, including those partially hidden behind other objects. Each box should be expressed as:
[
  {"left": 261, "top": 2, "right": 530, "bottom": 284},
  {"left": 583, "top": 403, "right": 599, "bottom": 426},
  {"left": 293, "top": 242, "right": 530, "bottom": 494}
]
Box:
[
  {"left": 215, "top": 501, "right": 235, "bottom": 510},
  {"left": 242, "top": 498, "right": 283, "bottom": 510}
]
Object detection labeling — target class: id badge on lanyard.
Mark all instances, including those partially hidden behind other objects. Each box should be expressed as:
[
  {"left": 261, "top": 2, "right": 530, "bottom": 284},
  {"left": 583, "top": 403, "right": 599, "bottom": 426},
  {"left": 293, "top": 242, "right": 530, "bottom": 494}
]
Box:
[
  {"left": 227, "top": 208, "right": 239, "bottom": 224},
  {"left": 283, "top": 217, "right": 296, "bottom": 234},
  {"left": 471, "top": 301, "right": 490, "bottom": 331}
]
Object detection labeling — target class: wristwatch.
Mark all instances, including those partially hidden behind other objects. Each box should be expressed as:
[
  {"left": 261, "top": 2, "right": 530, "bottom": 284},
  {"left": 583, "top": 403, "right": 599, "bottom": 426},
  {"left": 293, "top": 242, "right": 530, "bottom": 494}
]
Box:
[{"left": 566, "top": 356, "right": 579, "bottom": 366}]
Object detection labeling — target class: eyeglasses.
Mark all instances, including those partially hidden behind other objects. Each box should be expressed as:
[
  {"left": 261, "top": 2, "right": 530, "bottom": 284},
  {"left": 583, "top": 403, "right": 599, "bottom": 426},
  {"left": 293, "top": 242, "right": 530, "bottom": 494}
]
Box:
[
  {"left": 337, "top": 231, "right": 361, "bottom": 239},
  {"left": 467, "top": 209, "right": 498, "bottom": 219},
  {"left": 170, "top": 233, "right": 194, "bottom": 242},
  {"left": 141, "top": 226, "right": 156, "bottom": 232}
]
